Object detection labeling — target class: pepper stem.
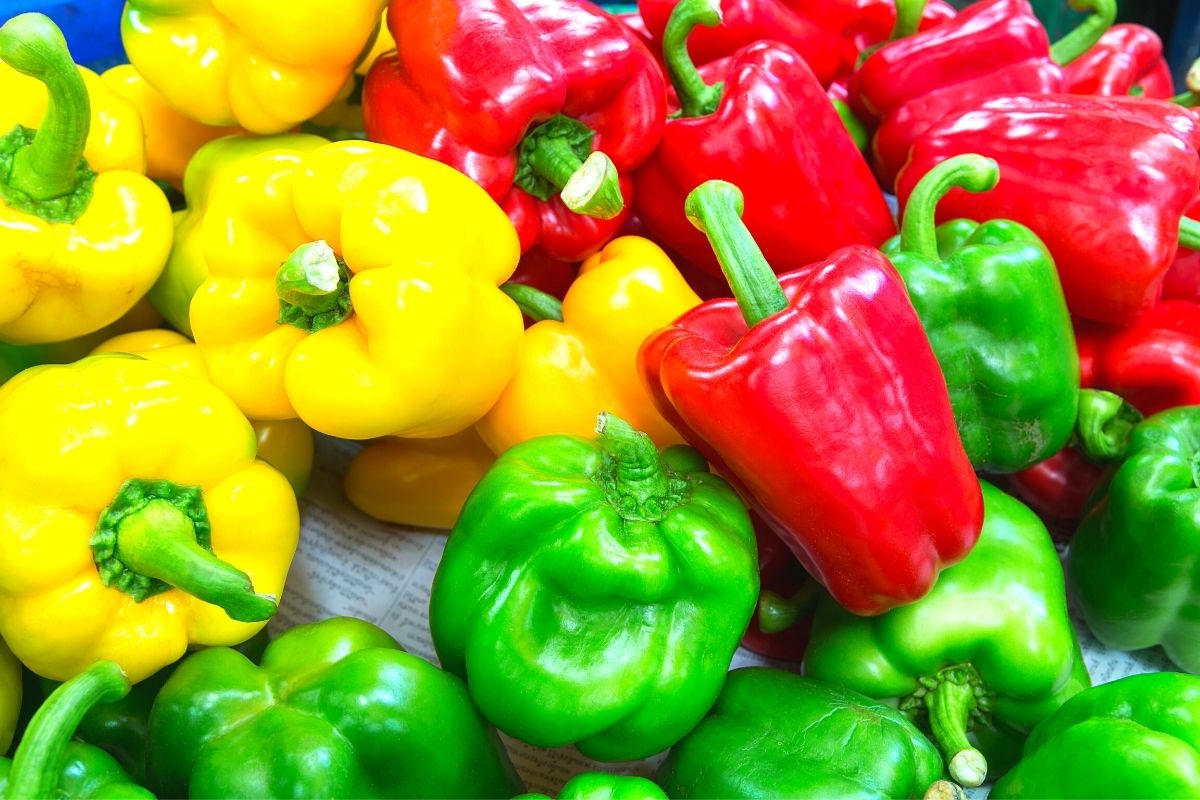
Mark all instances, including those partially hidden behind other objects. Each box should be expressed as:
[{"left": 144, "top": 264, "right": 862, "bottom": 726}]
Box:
[
  {"left": 6, "top": 660, "right": 129, "bottom": 798},
  {"left": 1170, "top": 60, "right": 1200, "bottom": 107},
  {"left": 1179, "top": 217, "right": 1200, "bottom": 251},
  {"left": 923, "top": 780, "right": 969, "bottom": 800},
  {"left": 500, "top": 282, "right": 564, "bottom": 322},
  {"left": 1074, "top": 389, "right": 1142, "bottom": 462},
  {"left": 276, "top": 240, "right": 354, "bottom": 333},
  {"left": 519, "top": 121, "right": 624, "bottom": 219},
  {"left": 684, "top": 181, "right": 786, "bottom": 328},
  {"left": 924, "top": 677, "right": 987, "bottom": 788},
  {"left": 890, "top": 0, "right": 929, "bottom": 40},
  {"left": 0, "top": 13, "right": 90, "bottom": 200},
  {"left": 595, "top": 413, "right": 688, "bottom": 522},
  {"left": 758, "top": 582, "right": 818, "bottom": 634},
  {"left": 1049, "top": 0, "right": 1118, "bottom": 66},
  {"left": 663, "top": 0, "right": 725, "bottom": 117},
  {"left": 899, "top": 155, "right": 999, "bottom": 259}
]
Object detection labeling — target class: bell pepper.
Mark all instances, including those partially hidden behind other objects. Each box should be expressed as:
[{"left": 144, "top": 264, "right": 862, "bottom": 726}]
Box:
[
  {"left": 881, "top": 154, "right": 1079, "bottom": 472},
  {"left": 640, "top": 180, "right": 981, "bottom": 615},
  {"left": 739, "top": 519, "right": 816, "bottom": 662},
  {"left": 656, "top": 668, "right": 944, "bottom": 799},
  {"left": 635, "top": 0, "right": 895, "bottom": 284},
  {"left": 0, "top": 355, "right": 299, "bottom": 683},
  {"left": 1064, "top": 24, "right": 1175, "bottom": 98},
  {"left": 804, "top": 481, "right": 1090, "bottom": 787},
  {"left": 363, "top": 0, "right": 665, "bottom": 263},
  {"left": 991, "top": 672, "right": 1200, "bottom": 799},
  {"left": 836, "top": 0, "right": 957, "bottom": 78},
  {"left": 91, "top": 329, "right": 315, "bottom": 497},
  {"left": 344, "top": 429, "right": 496, "bottom": 530},
  {"left": 478, "top": 237, "right": 698, "bottom": 454},
  {"left": 520, "top": 773, "right": 667, "bottom": 800},
  {"left": 897, "top": 94, "right": 1200, "bottom": 325},
  {"left": 0, "top": 14, "right": 172, "bottom": 345},
  {"left": 121, "top": 0, "right": 386, "bottom": 134},
  {"left": 1164, "top": 201, "right": 1200, "bottom": 303},
  {"left": 147, "top": 616, "right": 523, "bottom": 798},
  {"left": 430, "top": 414, "right": 758, "bottom": 761},
  {"left": 0, "top": 641, "right": 17, "bottom": 756},
  {"left": 189, "top": 140, "right": 524, "bottom": 440},
  {"left": 854, "top": 0, "right": 1117, "bottom": 189},
  {"left": 1069, "top": 405, "right": 1200, "bottom": 673},
  {"left": 0, "top": 660, "right": 151, "bottom": 799}
]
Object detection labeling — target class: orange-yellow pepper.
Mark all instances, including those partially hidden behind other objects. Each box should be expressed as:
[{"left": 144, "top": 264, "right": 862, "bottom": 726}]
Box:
[{"left": 476, "top": 236, "right": 700, "bottom": 454}]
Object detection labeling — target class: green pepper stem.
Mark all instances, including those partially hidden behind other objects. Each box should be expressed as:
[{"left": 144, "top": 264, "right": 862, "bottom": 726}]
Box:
[
  {"left": 899, "top": 155, "right": 999, "bottom": 259},
  {"left": 926, "top": 678, "right": 987, "bottom": 788},
  {"left": 923, "top": 780, "right": 969, "bottom": 800},
  {"left": 1074, "top": 389, "right": 1142, "bottom": 462},
  {"left": 1170, "top": 59, "right": 1200, "bottom": 107},
  {"left": 276, "top": 240, "right": 353, "bottom": 332},
  {"left": 663, "top": 0, "right": 725, "bottom": 118},
  {"left": 1179, "top": 217, "right": 1200, "bottom": 251},
  {"left": 523, "top": 137, "right": 623, "bottom": 219},
  {"left": 6, "top": 660, "right": 129, "bottom": 798},
  {"left": 1049, "top": 0, "right": 1118, "bottom": 66},
  {"left": 0, "top": 13, "right": 90, "bottom": 200},
  {"left": 117, "top": 499, "right": 277, "bottom": 623},
  {"left": 832, "top": 98, "right": 869, "bottom": 152},
  {"left": 758, "top": 583, "right": 818, "bottom": 634},
  {"left": 891, "top": 0, "right": 929, "bottom": 40},
  {"left": 500, "top": 282, "right": 564, "bottom": 322},
  {"left": 684, "top": 180, "right": 786, "bottom": 328},
  {"left": 595, "top": 413, "right": 689, "bottom": 522}
]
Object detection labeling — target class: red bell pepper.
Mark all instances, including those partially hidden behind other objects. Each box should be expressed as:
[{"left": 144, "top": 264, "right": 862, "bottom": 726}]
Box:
[
  {"left": 896, "top": 94, "right": 1200, "bottom": 325},
  {"left": 1064, "top": 23, "right": 1175, "bottom": 98},
  {"left": 639, "top": 179, "right": 982, "bottom": 616},
  {"left": 740, "top": 518, "right": 816, "bottom": 662},
  {"left": 835, "top": 0, "right": 956, "bottom": 78},
  {"left": 362, "top": 0, "right": 665, "bottom": 262},
  {"left": 851, "top": 0, "right": 1116, "bottom": 188},
  {"left": 635, "top": 0, "right": 895, "bottom": 284}
]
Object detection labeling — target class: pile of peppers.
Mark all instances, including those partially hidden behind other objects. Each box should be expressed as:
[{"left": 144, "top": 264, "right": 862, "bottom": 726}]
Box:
[{"left": 2, "top": 0, "right": 1200, "bottom": 796}]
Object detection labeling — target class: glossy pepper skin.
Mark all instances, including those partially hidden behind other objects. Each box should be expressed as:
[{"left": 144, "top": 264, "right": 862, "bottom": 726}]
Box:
[
  {"left": 833, "top": 0, "right": 957, "bottom": 80},
  {"left": 147, "top": 616, "right": 523, "bottom": 799},
  {"left": 897, "top": 94, "right": 1200, "bottom": 325},
  {"left": 805, "top": 482, "right": 1090, "bottom": 787},
  {"left": 189, "top": 140, "right": 524, "bottom": 440},
  {"left": 657, "top": 668, "right": 944, "bottom": 799},
  {"left": 430, "top": 415, "right": 758, "bottom": 761},
  {"left": 478, "top": 237, "right": 699, "bottom": 455},
  {"left": 121, "top": 0, "right": 386, "bottom": 134},
  {"left": 641, "top": 180, "right": 981, "bottom": 616},
  {"left": 635, "top": 0, "right": 895, "bottom": 284},
  {"left": 881, "top": 155, "right": 1079, "bottom": 472},
  {"left": 1065, "top": 24, "right": 1175, "bottom": 98},
  {"left": 519, "top": 773, "right": 667, "bottom": 800},
  {"left": 364, "top": 0, "right": 664, "bottom": 262},
  {"left": 0, "top": 14, "right": 172, "bottom": 345},
  {"left": 1069, "top": 406, "right": 1200, "bottom": 673},
  {"left": 0, "top": 355, "right": 299, "bottom": 683},
  {"left": 992, "top": 672, "right": 1200, "bottom": 798},
  {"left": 0, "top": 640, "right": 17, "bottom": 756}
]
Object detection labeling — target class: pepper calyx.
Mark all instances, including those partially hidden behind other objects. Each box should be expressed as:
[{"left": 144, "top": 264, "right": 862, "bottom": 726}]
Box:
[
  {"left": 900, "top": 663, "right": 994, "bottom": 788},
  {"left": 515, "top": 115, "right": 624, "bottom": 219},
  {"left": 594, "top": 412, "right": 690, "bottom": 522},
  {"left": 276, "top": 240, "right": 354, "bottom": 333}
]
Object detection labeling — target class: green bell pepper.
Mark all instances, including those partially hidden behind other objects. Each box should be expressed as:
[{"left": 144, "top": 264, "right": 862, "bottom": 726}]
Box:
[
  {"left": 146, "top": 616, "right": 522, "bottom": 799},
  {"left": 991, "top": 672, "right": 1200, "bottom": 799},
  {"left": 0, "top": 640, "right": 18, "bottom": 757},
  {"left": 1069, "top": 405, "right": 1200, "bottom": 672},
  {"left": 519, "top": 773, "right": 668, "bottom": 800},
  {"left": 429, "top": 413, "right": 759, "bottom": 762},
  {"left": 881, "top": 154, "right": 1079, "bottom": 473},
  {"left": 803, "top": 481, "right": 1089, "bottom": 787},
  {"left": 0, "top": 660, "right": 152, "bottom": 799},
  {"left": 656, "top": 668, "right": 944, "bottom": 799}
]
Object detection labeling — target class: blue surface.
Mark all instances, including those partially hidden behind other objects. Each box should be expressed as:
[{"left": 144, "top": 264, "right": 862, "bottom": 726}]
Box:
[{"left": 0, "top": 0, "right": 125, "bottom": 70}]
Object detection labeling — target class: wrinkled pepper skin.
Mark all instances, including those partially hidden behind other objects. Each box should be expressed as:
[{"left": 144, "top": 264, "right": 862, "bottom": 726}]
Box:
[
  {"left": 121, "top": 0, "right": 387, "bottom": 134},
  {"left": 992, "top": 672, "right": 1200, "bottom": 799},
  {"left": 519, "top": 773, "right": 667, "bottom": 800},
  {"left": 0, "top": 640, "right": 17, "bottom": 755},
  {"left": 189, "top": 140, "right": 524, "bottom": 440},
  {"left": 1065, "top": 24, "right": 1175, "bottom": 98},
  {"left": 364, "top": 0, "right": 665, "bottom": 262},
  {"left": 430, "top": 417, "right": 758, "bottom": 761},
  {"left": 882, "top": 155, "right": 1079, "bottom": 472},
  {"left": 657, "top": 668, "right": 944, "bottom": 799},
  {"left": 896, "top": 94, "right": 1200, "bottom": 325},
  {"left": 0, "top": 355, "right": 299, "bottom": 683},
  {"left": 804, "top": 482, "right": 1090, "bottom": 786},
  {"left": 1069, "top": 407, "right": 1200, "bottom": 673},
  {"left": 147, "top": 617, "right": 523, "bottom": 799}
]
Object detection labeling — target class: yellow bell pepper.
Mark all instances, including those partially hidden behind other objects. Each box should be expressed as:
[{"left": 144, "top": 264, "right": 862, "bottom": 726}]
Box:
[
  {"left": 92, "top": 329, "right": 315, "bottom": 496},
  {"left": 476, "top": 236, "right": 700, "bottom": 454},
  {"left": 121, "top": 0, "right": 388, "bottom": 134},
  {"left": 0, "top": 14, "right": 171, "bottom": 346},
  {"left": 101, "top": 64, "right": 239, "bottom": 190},
  {"left": 0, "top": 354, "right": 299, "bottom": 683},
  {"left": 190, "top": 140, "right": 524, "bottom": 440},
  {"left": 344, "top": 430, "right": 495, "bottom": 530},
  {"left": 0, "top": 637, "right": 19, "bottom": 755}
]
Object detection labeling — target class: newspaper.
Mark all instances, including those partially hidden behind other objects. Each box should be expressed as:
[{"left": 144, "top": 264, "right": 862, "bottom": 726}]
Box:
[{"left": 273, "top": 434, "right": 1174, "bottom": 795}]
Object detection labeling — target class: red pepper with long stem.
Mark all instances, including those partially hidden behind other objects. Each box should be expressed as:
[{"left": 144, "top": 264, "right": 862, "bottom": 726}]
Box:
[
  {"left": 1064, "top": 23, "right": 1175, "bottom": 98},
  {"left": 640, "top": 179, "right": 981, "bottom": 616},
  {"left": 635, "top": 0, "right": 895, "bottom": 284},
  {"left": 362, "top": 0, "right": 665, "bottom": 262}
]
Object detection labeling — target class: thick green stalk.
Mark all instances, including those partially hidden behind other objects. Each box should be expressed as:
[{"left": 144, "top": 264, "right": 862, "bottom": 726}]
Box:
[
  {"left": 1049, "top": 0, "right": 1118, "bottom": 66},
  {"left": 899, "top": 155, "right": 999, "bottom": 259},
  {"left": 275, "top": 240, "right": 353, "bottom": 332},
  {"left": 926, "top": 678, "right": 988, "bottom": 788},
  {"left": 662, "top": 0, "right": 725, "bottom": 117},
  {"left": 500, "top": 282, "right": 564, "bottom": 322},
  {"left": 1074, "top": 389, "right": 1142, "bottom": 462},
  {"left": 519, "top": 117, "right": 624, "bottom": 219},
  {"left": 595, "top": 413, "right": 689, "bottom": 522},
  {"left": 891, "top": 0, "right": 929, "bottom": 40},
  {"left": 1179, "top": 217, "right": 1200, "bottom": 251}
]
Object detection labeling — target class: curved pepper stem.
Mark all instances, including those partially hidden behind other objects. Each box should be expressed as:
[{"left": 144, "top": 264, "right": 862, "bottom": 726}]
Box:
[
  {"left": 663, "top": 0, "right": 725, "bottom": 118},
  {"left": 500, "top": 282, "right": 564, "bottom": 322},
  {"left": 684, "top": 181, "right": 787, "bottom": 327},
  {"left": 902, "top": 664, "right": 991, "bottom": 789},
  {"left": 890, "top": 0, "right": 929, "bottom": 41},
  {"left": 276, "top": 240, "right": 354, "bottom": 332},
  {"left": 1179, "top": 217, "right": 1200, "bottom": 251},
  {"left": 595, "top": 412, "right": 689, "bottom": 522},
  {"left": 1049, "top": 0, "right": 1118, "bottom": 66},
  {"left": 1074, "top": 389, "right": 1142, "bottom": 462},
  {"left": 757, "top": 582, "right": 818, "bottom": 634},
  {"left": 899, "top": 155, "right": 999, "bottom": 259},
  {"left": 516, "top": 115, "right": 624, "bottom": 219},
  {"left": 6, "top": 660, "right": 130, "bottom": 798}
]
